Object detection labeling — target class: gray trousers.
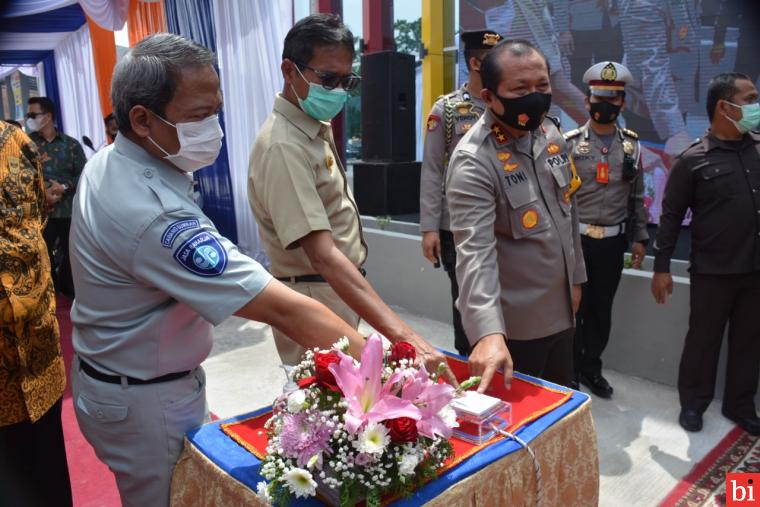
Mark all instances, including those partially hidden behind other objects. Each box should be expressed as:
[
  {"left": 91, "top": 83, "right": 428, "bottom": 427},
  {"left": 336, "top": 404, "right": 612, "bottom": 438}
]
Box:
[{"left": 71, "top": 356, "right": 209, "bottom": 507}]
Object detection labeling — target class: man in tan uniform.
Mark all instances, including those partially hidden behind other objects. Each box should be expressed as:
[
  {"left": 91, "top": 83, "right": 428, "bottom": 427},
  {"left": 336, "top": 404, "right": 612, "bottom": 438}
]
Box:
[
  {"left": 564, "top": 61, "right": 648, "bottom": 398},
  {"left": 249, "top": 14, "right": 452, "bottom": 379},
  {"left": 420, "top": 29, "right": 501, "bottom": 357},
  {"left": 447, "top": 39, "right": 586, "bottom": 389}
]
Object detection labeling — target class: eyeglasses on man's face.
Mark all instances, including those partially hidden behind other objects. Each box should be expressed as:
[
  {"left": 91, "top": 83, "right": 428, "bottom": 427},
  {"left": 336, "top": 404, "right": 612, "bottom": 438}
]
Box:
[{"left": 296, "top": 62, "right": 361, "bottom": 92}]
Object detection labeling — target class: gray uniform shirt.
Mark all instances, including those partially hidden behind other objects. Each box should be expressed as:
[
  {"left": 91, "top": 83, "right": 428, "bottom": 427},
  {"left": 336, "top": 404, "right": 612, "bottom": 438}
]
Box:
[
  {"left": 566, "top": 123, "right": 649, "bottom": 242},
  {"left": 420, "top": 85, "right": 485, "bottom": 232},
  {"left": 70, "top": 135, "right": 272, "bottom": 379},
  {"left": 446, "top": 112, "right": 587, "bottom": 344}
]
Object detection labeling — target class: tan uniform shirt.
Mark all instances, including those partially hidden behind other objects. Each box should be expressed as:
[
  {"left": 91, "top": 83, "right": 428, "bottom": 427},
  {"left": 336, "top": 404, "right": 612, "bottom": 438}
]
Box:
[
  {"left": 248, "top": 94, "right": 367, "bottom": 277},
  {"left": 565, "top": 123, "right": 649, "bottom": 242},
  {"left": 420, "top": 85, "right": 486, "bottom": 232},
  {"left": 446, "top": 112, "right": 587, "bottom": 343}
]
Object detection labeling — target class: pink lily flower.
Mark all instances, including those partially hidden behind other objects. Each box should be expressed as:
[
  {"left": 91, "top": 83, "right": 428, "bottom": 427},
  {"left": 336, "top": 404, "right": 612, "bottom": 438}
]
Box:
[
  {"left": 401, "top": 367, "right": 456, "bottom": 439},
  {"left": 329, "top": 334, "right": 421, "bottom": 434}
]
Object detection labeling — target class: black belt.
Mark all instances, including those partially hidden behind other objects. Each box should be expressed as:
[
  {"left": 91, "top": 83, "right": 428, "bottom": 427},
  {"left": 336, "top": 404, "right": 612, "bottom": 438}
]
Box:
[
  {"left": 79, "top": 358, "right": 191, "bottom": 385},
  {"left": 276, "top": 267, "right": 366, "bottom": 284}
]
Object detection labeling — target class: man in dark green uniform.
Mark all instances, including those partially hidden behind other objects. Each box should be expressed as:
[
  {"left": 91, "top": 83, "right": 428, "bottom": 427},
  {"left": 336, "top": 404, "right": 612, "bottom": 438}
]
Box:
[{"left": 26, "top": 96, "right": 86, "bottom": 299}]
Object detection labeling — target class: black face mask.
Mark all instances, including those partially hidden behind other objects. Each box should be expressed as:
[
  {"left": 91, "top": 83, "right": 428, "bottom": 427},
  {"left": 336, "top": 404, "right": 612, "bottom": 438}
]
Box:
[
  {"left": 589, "top": 101, "right": 622, "bottom": 124},
  {"left": 490, "top": 92, "right": 552, "bottom": 131}
]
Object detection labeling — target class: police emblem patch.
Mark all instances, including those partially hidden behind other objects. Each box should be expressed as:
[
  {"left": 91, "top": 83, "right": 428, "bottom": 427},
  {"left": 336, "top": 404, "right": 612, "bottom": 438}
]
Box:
[
  {"left": 623, "top": 140, "right": 634, "bottom": 155},
  {"left": 517, "top": 114, "right": 530, "bottom": 127},
  {"left": 521, "top": 209, "right": 539, "bottom": 229},
  {"left": 601, "top": 62, "right": 617, "bottom": 81},
  {"left": 174, "top": 231, "right": 228, "bottom": 277},
  {"left": 497, "top": 152, "right": 512, "bottom": 162},
  {"left": 161, "top": 219, "right": 201, "bottom": 248},
  {"left": 427, "top": 115, "right": 440, "bottom": 131},
  {"left": 503, "top": 162, "right": 519, "bottom": 172},
  {"left": 547, "top": 143, "right": 560, "bottom": 155}
]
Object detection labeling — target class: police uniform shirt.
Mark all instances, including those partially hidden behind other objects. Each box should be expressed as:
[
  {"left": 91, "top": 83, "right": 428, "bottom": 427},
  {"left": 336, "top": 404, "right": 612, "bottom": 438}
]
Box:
[
  {"left": 654, "top": 132, "right": 760, "bottom": 274},
  {"left": 446, "top": 111, "right": 587, "bottom": 343},
  {"left": 565, "top": 123, "right": 649, "bottom": 242},
  {"left": 70, "top": 135, "right": 273, "bottom": 379},
  {"left": 420, "top": 85, "right": 486, "bottom": 232},
  {"left": 248, "top": 94, "right": 367, "bottom": 277}
]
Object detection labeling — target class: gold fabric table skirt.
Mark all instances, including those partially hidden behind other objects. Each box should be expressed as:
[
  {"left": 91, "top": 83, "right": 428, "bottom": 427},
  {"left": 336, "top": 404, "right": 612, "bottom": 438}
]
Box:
[{"left": 170, "top": 398, "right": 598, "bottom": 506}]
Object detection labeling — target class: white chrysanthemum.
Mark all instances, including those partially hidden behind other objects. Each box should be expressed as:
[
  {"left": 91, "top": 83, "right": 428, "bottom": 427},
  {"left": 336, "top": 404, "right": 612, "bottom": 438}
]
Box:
[
  {"left": 256, "top": 481, "right": 272, "bottom": 504},
  {"left": 398, "top": 452, "right": 420, "bottom": 476},
  {"left": 284, "top": 467, "right": 317, "bottom": 498},
  {"left": 354, "top": 421, "right": 390, "bottom": 455},
  {"left": 333, "top": 336, "right": 350, "bottom": 352},
  {"left": 287, "top": 389, "right": 307, "bottom": 413},
  {"left": 437, "top": 404, "right": 459, "bottom": 428}
]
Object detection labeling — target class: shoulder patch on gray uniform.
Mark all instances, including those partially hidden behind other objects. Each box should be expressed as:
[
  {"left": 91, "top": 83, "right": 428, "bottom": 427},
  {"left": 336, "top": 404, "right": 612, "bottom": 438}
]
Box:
[
  {"left": 173, "top": 231, "right": 228, "bottom": 277},
  {"left": 161, "top": 218, "right": 201, "bottom": 248}
]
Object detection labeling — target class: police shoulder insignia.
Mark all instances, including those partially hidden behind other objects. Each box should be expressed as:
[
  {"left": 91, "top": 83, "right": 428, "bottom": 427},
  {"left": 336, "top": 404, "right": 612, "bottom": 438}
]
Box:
[
  {"left": 547, "top": 143, "right": 561, "bottom": 155},
  {"left": 174, "top": 231, "right": 228, "bottom": 277},
  {"left": 161, "top": 218, "right": 201, "bottom": 248},
  {"left": 563, "top": 128, "right": 581, "bottom": 140},
  {"left": 622, "top": 128, "right": 639, "bottom": 139},
  {"left": 427, "top": 114, "right": 441, "bottom": 132}
]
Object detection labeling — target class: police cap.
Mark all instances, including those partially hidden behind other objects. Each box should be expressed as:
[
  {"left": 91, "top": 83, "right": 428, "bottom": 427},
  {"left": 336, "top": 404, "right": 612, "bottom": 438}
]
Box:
[
  {"left": 582, "top": 61, "right": 633, "bottom": 97},
  {"left": 461, "top": 30, "right": 502, "bottom": 51}
]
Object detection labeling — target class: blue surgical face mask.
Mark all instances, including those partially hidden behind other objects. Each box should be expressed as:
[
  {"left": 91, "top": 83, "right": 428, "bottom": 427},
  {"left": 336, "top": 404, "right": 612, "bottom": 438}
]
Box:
[
  {"left": 724, "top": 101, "right": 760, "bottom": 134},
  {"left": 292, "top": 66, "right": 348, "bottom": 122}
]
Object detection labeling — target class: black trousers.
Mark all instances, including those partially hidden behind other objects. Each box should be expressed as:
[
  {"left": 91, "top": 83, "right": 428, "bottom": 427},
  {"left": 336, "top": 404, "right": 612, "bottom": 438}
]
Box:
[
  {"left": 439, "top": 230, "right": 470, "bottom": 356},
  {"left": 574, "top": 234, "right": 627, "bottom": 378},
  {"left": 679, "top": 272, "right": 760, "bottom": 417},
  {"left": 43, "top": 217, "right": 75, "bottom": 298},
  {"left": 0, "top": 398, "right": 72, "bottom": 507},
  {"left": 509, "top": 328, "right": 575, "bottom": 387}
]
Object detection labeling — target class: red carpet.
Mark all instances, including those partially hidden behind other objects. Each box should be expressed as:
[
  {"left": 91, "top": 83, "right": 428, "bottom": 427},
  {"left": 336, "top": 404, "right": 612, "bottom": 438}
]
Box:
[
  {"left": 659, "top": 426, "right": 759, "bottom": 507},
  {"left": 57, "top": 295, "right": 121, "bottom": 507}
]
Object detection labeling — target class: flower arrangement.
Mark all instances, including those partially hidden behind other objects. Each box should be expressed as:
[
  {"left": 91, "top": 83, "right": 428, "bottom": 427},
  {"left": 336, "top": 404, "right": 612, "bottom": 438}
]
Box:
[{"left": 256, "top": 334, "right": 475, "bottom": 506}]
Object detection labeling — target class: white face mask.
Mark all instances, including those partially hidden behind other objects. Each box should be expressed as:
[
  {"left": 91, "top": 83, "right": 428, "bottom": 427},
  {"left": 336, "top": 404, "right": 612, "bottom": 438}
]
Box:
[
  {"left": 26, "top": 114, "right": 47, "bottom": 132},
  {"left": 148, "top": 113, "right": 223, "bottom": 173}
]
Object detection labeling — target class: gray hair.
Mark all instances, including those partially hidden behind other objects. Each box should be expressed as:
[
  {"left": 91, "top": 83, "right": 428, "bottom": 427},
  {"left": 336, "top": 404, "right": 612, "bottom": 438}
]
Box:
[{"left": 111, "top": 33, "right": 216, "bottom": 134}]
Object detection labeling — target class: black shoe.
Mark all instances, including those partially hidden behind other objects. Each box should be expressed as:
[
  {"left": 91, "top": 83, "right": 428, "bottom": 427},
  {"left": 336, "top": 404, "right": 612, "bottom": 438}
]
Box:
[
  {"left": 722, "top": 410, "right": 760, "bottom": 436},
  {"left": 679, "top": 409, "right": 703, "bottom": 432},
  {"left": 580, "top": 373, "right": 613, "bottom": 398}
]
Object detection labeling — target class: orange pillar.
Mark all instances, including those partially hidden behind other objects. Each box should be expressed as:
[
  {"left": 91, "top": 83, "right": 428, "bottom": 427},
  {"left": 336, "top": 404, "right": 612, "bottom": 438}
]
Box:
[{"left": 86, "top": 16, "right": 117, "bottom": 118}]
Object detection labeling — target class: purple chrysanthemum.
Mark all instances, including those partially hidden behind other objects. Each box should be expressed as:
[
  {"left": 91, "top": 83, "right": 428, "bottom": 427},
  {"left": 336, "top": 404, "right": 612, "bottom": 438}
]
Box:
[{"left": 279, "top": 411, "right": 333, "bottom": 467}]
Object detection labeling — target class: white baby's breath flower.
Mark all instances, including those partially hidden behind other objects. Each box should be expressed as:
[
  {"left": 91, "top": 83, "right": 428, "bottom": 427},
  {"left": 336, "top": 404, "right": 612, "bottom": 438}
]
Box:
[
  {"left": 398, "top": 452, "right": 420, "bottom": 476},
  {"left": 284, "top": 467, "right": 317, "bottom": 498},
  {"left": 353, "top": 421, "right": 390, "bottom": 455},
  {"left": 287, "top": 389, "right": 307, "bottom": 413},
  {"left": 256, "top": 481, "right": 272, "bottom": 504},
  {"left": 437, "top": 404, "right": 459, "bottom": 428},
  {"left": 333, "top": 336, "right": 350, "bottom": 352}
]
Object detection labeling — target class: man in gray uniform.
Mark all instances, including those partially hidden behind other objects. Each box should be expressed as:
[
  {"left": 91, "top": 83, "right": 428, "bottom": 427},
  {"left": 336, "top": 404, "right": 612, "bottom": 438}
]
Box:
[
  {"left": 565, "top": 61, "right": 648, "bottom": 397},
  {"left": 420, "top": 29, "right": 501, "bottom": 357},
  {"left": 69, "top": 34, "right": 366, "bottom": 507},
  {"left": 447, "top": 39, "right": 586, "bottom": 390}
]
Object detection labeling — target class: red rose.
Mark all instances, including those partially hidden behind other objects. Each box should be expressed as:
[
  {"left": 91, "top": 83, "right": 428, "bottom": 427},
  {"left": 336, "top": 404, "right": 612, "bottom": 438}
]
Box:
[
  {"left": 297, "top": 376, "right": 316, "bottom": 389},
  {"left": 314, "top": 351, "right": 341, "bottom": 391},
  {"left": 390, "top": 341, "right": 417, "bottom": 363},
  {"left": 385, "top": 417, "right": 419, "bottom": 443}
]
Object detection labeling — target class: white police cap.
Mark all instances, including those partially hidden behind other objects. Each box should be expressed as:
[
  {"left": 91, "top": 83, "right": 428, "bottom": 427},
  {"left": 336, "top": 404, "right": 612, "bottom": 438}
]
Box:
[{"left": 582, "top": 61, "right": 633, "bottom": 97}]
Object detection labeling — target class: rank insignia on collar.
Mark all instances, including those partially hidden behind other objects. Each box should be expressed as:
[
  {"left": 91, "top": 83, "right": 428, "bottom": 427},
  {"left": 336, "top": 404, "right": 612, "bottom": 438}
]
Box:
[
  {"left": 491, "top": 124, "right": 508, "bottom": 145},
  {"left": 547, "top": 142, "right": 560, "bottom": 155},
  {"left": 517, "top": 114, "right": 530, "bottom": 127},
  {"left": 623, "top": 140, "right": 634, "bottom": 155},
  {"left": 427, "top": 114, "right": 440, "bottom": 131},
  {"left": 521, "top": 209, "right": 539, "bottom": 229}
]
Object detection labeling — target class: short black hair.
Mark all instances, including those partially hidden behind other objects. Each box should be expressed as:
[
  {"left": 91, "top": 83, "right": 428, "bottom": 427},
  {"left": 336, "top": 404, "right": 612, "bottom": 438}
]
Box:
[
  {"left": 706, "top": 72, "right": 752, "bottom": 121},
  {"left": 28, "top": 96, "right": 56, "bottom": 120},
  {"left": 480, "top": 40, "right": 550, "bottom": 94},
  {"left": 464, "top": 48, "right": 489, "bottom": 71},
  {"left": 282, "top": 14, "right": 355, "bottom": 64}
]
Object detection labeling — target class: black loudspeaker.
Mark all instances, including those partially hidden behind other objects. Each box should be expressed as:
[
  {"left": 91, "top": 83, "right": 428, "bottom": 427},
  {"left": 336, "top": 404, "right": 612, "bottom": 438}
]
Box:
[
  {"left": 353, "top": 161, "right": 421, "bottom": 216},
  {"left": 360, "top": 51, "right": 415, "bottom": 162}
]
